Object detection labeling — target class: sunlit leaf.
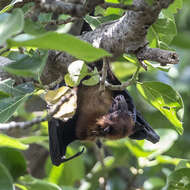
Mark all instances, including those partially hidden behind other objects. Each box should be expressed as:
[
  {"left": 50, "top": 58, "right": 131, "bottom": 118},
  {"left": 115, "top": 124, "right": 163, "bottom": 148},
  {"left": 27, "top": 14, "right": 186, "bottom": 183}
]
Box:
[
  {"left": 147, "top": 12, "right": 177, "bottom": 49},
  {"left": 19, "top": 136, "right": 49, "bottom": 144},
  {"left": 45, "top": 86, "right": 77, "bottom": 121},
  {"left": 0, "top": 0, "right": 22, "bottom": 13},
  {"left": 165, "top": 0, "right": 183, "bottom": 14},
  {"left": 7, "top": 32, "right": 111, "bottom": 62},
  {"left": 0, "top": 134, "right": 28, "bottom": 150},
  {"left": 65, "top": 60, "right": 88, "bottom": 87},
  {"left": 82, "top": 68, "right": 100, "bottom": 86},
  {"left": 137, "top": 82, "right": 184, "bottom": 134},
  {"left": 125, "top": 140, "right": 154, "bottom": 158}
]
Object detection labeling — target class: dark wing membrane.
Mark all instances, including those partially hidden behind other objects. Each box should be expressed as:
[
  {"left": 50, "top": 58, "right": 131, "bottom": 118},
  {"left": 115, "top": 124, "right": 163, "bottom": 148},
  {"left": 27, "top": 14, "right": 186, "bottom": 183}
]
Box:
[
  {"left": 48, "top": 117, "right": 77, "bottom": 166},
  {"left": 129, "top": 112, "right": 160, "bottom": 144}
]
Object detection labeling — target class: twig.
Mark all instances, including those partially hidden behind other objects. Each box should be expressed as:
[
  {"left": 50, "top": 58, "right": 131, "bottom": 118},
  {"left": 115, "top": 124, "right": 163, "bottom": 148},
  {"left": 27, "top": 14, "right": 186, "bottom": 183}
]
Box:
[
  {"left": 101, "top": 3, "right": 144, "bottom": 11},
  {"left": 43, "top": 17, "right": 79, "bottom": 26},
  {"left": 44, "top": 75, "right": 64, "bottom": 90},
  {"left": 0, "top": 48, "right": 10, "bottom": 56},
  {"left": 93, "top": 142, "right": 107, "bottom": 190},
  {"left": 0, "top": 92, "right": 73, "bottom": 130},
  {"left": 105, "top": 65, "right": 140, "bottom": 91},
  {"left": 99, "top": 57, "right": 109, "bottom": 92},
  {"left": 136, "top": 47, "right": 179, "bottom": 66},
  {"left": 38, "top": 0, "right": 104, "bottom": 17}
]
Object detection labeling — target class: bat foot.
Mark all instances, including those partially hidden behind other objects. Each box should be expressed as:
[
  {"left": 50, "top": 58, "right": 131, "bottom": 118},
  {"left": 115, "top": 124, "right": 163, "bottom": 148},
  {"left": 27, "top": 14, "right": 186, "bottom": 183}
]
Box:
[{"left": 61, "top": 147, "right": 85, "bottom": 162}]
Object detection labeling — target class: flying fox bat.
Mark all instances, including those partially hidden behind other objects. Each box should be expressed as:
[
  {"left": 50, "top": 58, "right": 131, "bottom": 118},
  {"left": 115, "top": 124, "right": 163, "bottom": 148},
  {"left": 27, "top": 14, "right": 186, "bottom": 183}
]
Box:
[{"left": 48, "top": 63, "right": 160, "bottom": 166}]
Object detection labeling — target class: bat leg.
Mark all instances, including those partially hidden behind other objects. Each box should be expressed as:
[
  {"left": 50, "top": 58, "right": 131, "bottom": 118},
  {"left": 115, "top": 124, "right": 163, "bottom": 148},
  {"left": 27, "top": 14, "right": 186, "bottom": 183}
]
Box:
[
  {"left": 129, "top": 112, "right": 160, "bottom": 144},
  {"left": 48, "top": 117, "right": 82, "bottom": 166},
  {"left": 61, "top": 147, "right": 85, "bottom": 162}
]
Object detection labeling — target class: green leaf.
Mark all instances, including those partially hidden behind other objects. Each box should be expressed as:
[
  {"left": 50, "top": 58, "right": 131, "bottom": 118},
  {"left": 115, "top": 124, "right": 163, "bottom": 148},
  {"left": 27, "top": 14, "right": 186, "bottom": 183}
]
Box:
[
  {"left": 166, "top": 0, "right": 183, "bottom": 14},
  {"left": 0, "top": 79, "right": 34, "bottom": 97},
  {"left": 0, "top": 82, "right": 34, "bottom": 122},
  {"left": 0, "top": 9, "right": 24, "bottom": 45},
  {"left": 125, "top": 140, "right": 154, "bottom": 158},
  {"left": 24, "top": 19, "right": 46, "bottom": 35},
  {"left": 163, "top": 168, "right": 190, "bottom": 190},
  {"left": 84, "top": 15, "right": 102, "bottom": 30},
  {"left": 144, "top": 60, "right": 171, "bottom": 72},
  {"left": 7, "top": 32, "right": 111, "bottom": 62},
  {"left": 143, "top": 129, "right": 178, "bottom": 159},
  {"left": 145, "top": 0, "right": 155, "bottom": 5},
  {"left": 19, "top": 136, "right": 49, "bottom": 144},
  {"left": 82, "top": 68, "right": 100, "bottom": 86},
  {"left": 172, "top": 32, "right": 190, "bottom": 49},
  {"left": 84, "top": 14, "right": 120, "bottom": 30},
  {"left": 104, "top": 0, "right": 124, "bottom": 16},
  {"left": 0, "top": 162, "right": 14, "bottom": 190},
  {"left": 0, "top": 93, "right": 31, "bottom": 122},
  {"left": 147, "top": 12, "right": 177, "bottom": 49},
  {"left": 0, "top": 147, "right": 27, "bottom": 179},
  {"left": 47, "top": 147, "right": 85, "bottom": 186},
  {"left": 0, "top": 79, "right": 14, "bottom": 96},
  {"left": 0, "top": 134, "right": 28, "bottom": 150},
  {"left": 156, "top": 155, "right": 180, "bottom": 166},
  {"left": 175, "top": 160, "right": 190, "bottom": 171},
  {"left": 3, "top": 53, "right": 48, "bottom": 81},
  {"left": 0, "top": 0, "right": 22, "bottom": 13},
  {"left": 144, "top": 177, "right": 165, "bottom": 190},
  {"left": 65, "top": 60, "right": 88, "bottom": 87},
  {"left": 136, "top": 82, "right": 184, "bottom": 134},
  {"left": 19, "top": 175, "right": 61, "bottom": 190}
]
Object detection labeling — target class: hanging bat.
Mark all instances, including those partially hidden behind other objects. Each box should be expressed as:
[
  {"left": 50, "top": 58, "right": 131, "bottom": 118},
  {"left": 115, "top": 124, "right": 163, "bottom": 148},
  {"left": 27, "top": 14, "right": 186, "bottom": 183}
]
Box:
[{"left": 48, "top": 63, "right": 160, "bottom": 166}]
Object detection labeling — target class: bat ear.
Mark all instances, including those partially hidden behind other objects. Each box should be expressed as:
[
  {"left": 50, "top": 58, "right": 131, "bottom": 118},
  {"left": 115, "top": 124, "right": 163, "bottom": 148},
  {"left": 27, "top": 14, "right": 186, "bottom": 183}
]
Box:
[
  {"left": 48, "top": 118, "right": 83, "bottom": 166},
  {"left": 129, "top": 112, "right": 160, "bottom": 144}
]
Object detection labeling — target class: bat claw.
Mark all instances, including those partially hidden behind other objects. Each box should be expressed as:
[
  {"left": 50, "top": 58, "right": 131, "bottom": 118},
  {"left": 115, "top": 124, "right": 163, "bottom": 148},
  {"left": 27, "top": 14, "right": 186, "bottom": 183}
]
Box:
[{"left": 61, "top": 147, "right": 85, "bottom": 162}]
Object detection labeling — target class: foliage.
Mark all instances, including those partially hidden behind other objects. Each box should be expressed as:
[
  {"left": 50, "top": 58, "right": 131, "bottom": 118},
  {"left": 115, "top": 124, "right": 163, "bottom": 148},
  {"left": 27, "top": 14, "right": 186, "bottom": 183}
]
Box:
[{"left": 0, "top": 0, "right": 189, "bottom": 190}]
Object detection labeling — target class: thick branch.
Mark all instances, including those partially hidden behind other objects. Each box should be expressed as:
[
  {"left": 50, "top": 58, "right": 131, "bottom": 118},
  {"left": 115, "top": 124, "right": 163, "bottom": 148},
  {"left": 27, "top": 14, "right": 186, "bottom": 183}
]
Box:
[
  {"left": 38, "top": 0, "right": 104, "bottom": 17},
  {"left": 136, "top": 47, "right": 179, "bottom": 66},
  {"left": 40, "top": 0, "right": 177, "bottom": 84},
  {"left": 0, "top": 0, "right": 178, "bottom": 86}
]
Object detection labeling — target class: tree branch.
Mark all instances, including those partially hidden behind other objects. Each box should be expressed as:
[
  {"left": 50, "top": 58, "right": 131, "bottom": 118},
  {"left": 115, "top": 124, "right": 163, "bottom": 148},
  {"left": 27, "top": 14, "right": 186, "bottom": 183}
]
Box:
[
  {"left": 0, "top": 92, "right": 74, "bottom": 130},
  {"left": 38, "top": 0, "right": 104, "bottom": 17},
  {"left": 40, "top": 0, "right": 178, "bottom": 85},
  {"left": 136, "top": 47, "right": 179, "bottom": 66}
]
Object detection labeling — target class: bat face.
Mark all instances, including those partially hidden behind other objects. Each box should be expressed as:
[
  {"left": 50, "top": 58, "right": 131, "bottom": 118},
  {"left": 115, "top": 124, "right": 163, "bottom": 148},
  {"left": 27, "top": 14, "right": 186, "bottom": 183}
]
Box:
[{"left": 96, "top": 95, "right": 135, "bottom": 140}]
